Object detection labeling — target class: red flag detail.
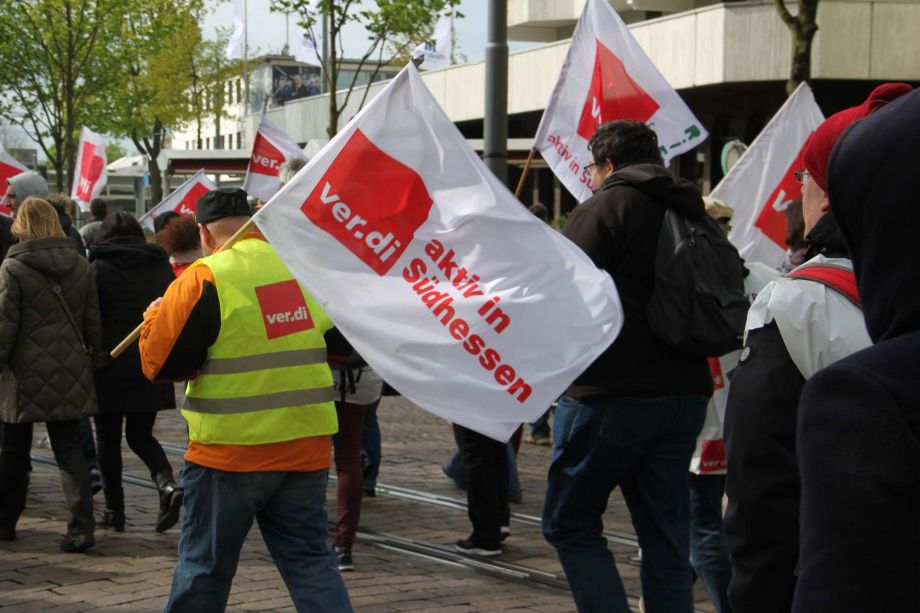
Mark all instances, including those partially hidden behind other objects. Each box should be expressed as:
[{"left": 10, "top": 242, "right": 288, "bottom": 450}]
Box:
[
  {"left": 75, "top": 141, "right": 105, "bottom": 202},
  {"left": 301, "top": 129, "right": 433, "bottom": 277},
  {"left": 0, "top": 161, "right": 24, "bottom": 196},
  {"left": 174, "top": 181, "right": 211, "bottom": 216},
  {"left": 254, "top": 279, "right": 315, "bottom": 339},
  {"left": 754, "top": 148, "right": 806, "bottom": 249},
  {"left": 577, "top": 39, "right": 661, "bottom": 141},
  {"left": 699, "top": 439, "right": 727, "bottom": 473},
  {"left": 248, "top": 132, "right": 285, "bottom": 177},
  {"left": 708, "top": 357, "right": 725, "bottom": 391}
]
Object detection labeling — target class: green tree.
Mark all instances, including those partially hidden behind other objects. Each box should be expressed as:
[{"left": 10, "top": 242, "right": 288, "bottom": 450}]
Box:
[
  {"left": 270, "top": 0, "right": 462, "bottom": 138},
  {"left": 0, "top": 0, "right": 125, "bottom": 191},
  {"left": 775, "top": 0, "right": 820, "bottom": 96},
  {"left": 187, "top": 31, "right": 243, "bottom": 158},
  {"left": 106, "top": 141, "right": 127, "bottom": 161}
]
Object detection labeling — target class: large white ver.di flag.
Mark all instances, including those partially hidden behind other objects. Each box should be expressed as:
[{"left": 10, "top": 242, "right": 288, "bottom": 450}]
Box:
[
  {"left": 243, "top": 115, "right": 307, "bottom": 202},
  {"left": 0, "top": 144, "right": 28, "bottom": 217},
  {"left": 138, "top": 170, "right": 217, "bottom": 232},
  {"left": 534, "top": 0, "right": 707, "bottom": 202},
  {"left": 711, "top": 83, "right": 824, "bottom": 268},
  {"left": 255, "top": 64, "right": 623, "bottom": 442},
  {"left": 70, "top": 126, "right": 107, "bottom": 213},
  {"left": 225, "top": 0, "right": 245, "bottom": 60},
  {"left": 413, "top": 8, "right": 451, "bottom": 70}
]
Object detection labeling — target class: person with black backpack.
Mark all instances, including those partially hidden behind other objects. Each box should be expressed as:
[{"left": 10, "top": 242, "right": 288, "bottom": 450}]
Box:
[{"left": 542, "top": 120, "right": 712, "bottom": 613}]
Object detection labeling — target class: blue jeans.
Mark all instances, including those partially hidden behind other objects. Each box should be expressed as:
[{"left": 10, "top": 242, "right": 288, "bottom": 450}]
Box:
[
  {"left": 689, "top": 474, "right": 733, "bottom": 613},
  {"left": 361, "top": 400, "right": 381, "bottom": 488},
  {"left": 444, "top": 441, "right": 521, "bottom": 499},
  {"left": 542, "top": 394, "right": 707, "bottom": 613},
  {"left": 530, "top": 408, "right": 552, "bottom": 439},
  {"left": 165, "top": 461, "right": 352, "bottom": 613}
]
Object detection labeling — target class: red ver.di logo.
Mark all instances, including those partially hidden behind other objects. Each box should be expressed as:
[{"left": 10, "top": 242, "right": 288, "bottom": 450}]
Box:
[
  {"left": 175, "top": 182, "right": 211, "bottom": 216},
  {"left": 754, "top": 148, "right": 808, "bottom": 249},
  {"left": 301, "top": 129, "right": 434, "bottom": 276},
  {"left": 577, "top": 40, "right": 661, "bottom": 141},
  {"left": 248, "top": 133, "right": 285, "bottom": 177},
  {"left": 254, "top": 279, "right": 314, "bottom": 340},
  {"left": 76, "top": 141, "right": 105, "bottom": 201}
]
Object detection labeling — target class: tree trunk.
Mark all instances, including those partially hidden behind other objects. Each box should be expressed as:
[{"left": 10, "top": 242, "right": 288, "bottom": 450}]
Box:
[{"left": 775, "top": 0, "right": 820, "bottom": 96}]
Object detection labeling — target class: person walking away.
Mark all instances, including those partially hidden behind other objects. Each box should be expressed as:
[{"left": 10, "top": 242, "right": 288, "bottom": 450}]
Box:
[
  {"left": 0, "top": 197, "right": 102, "bottom": 551},
  {"left": 722, "top": 83, "right": 910, "bottom": 613},
  {"left": 79, "top": 198, "right": 107, "bottom": 249},
  {"left": 542, "top": 120, "right": 712, "bottom": 613},
  {"left": 89, "top": 211, "right": 183, "bottom": 532},
  {"left": 139, "top": 188, "right": 351, "bottom": 612},
  {"left": 155, "top": 213, "right": 202, "bottom": 277}
]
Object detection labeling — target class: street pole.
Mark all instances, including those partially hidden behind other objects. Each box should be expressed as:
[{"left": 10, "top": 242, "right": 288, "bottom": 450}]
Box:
[{"left": 484, "top": 0, "right": 508, "bottom": 185}]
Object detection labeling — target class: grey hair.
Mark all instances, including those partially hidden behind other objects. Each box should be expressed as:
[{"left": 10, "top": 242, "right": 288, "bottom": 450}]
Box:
[{"left": 279, "top": 158, "right": 308, "bottom": 186}]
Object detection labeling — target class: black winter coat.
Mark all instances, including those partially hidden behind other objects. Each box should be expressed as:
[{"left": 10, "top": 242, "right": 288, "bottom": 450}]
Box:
[
  {"left": 561, "top": 163, "right": 712, "bottom": 399},
  {"left": 90, "top": 236, "right": 176, "bottom": 413}
]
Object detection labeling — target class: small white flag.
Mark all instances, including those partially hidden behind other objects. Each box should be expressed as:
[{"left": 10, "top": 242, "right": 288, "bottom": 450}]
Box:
[
  {"left": 534, "top": 0, "right": 707, "bottom": 202},
  {"left": 254, "top": 65, "right": 623, "bottom": 442},
  {"left": 138, "top": 170, "right": 217, "bottom": 232},
  {"left": 711, "top": 83, "right": 825, "bottom": 268},
  {"left": 225, "top": 0, "right": 245, "bottom": 60},
  {"left": 0, "top": 144, "right": 28, "bottom": 217},
  {"left": 243, "top": 114, "right": 307, "bottom": 202},
  {"left": 70, "top": 126, "right": 107, "bottom": 213},
  {"left": 413, "top": 8, "right": 452, "bottom": 70}
]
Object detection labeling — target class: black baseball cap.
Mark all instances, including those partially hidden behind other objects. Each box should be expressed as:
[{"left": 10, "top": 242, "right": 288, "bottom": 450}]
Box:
[{"left": 195, "top": 188, "right": 252, "bottom": 224}]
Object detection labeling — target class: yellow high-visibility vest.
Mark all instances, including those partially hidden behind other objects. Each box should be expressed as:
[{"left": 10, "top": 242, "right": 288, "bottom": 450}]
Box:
[{"left": 183, "top": 238, "right": 337, "bottom": 445}]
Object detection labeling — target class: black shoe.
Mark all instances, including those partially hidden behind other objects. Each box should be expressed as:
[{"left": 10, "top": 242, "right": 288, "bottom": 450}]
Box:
[
  {"left": 60, "top": 533, "right": 94, "bottom": 553},
  {"left": 88, "top": 465, "right": 103, "bottom": 496},
  {"left": 336, "top": 547, "right": 354, "bottom": 572},
  {"left": 0, "top": 526, "right": 16, "bottom": 541},
  {"left": 363, "top": 486, "right": 376, "bottom": 498},
  {"left": 152, "top": 469, "right": 184, "bottom": 532},
  {"left": 102, "top": 508, "right": 125, "bottom": 532},
  {"left": 455, "top": 538, "right": 501, "bottom": 557}
]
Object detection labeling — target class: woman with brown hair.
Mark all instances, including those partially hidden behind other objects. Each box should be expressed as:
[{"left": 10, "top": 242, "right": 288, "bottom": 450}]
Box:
[{"left": 0, "top": 197, "right": 102, "bottom": 552}]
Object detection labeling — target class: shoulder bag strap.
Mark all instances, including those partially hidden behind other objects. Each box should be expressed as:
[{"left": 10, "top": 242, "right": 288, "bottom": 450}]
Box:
[
  {"left": 49, "top": 282, "right": 91, "bottom": 355},
  {"left": 785, "top": 263, "right": 861, "bottom": 308}
]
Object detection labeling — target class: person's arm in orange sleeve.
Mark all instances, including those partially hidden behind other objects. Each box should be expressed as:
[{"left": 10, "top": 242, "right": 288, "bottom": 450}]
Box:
[{"left": 139, "top": 264, "right": 221, "bottom": 383}]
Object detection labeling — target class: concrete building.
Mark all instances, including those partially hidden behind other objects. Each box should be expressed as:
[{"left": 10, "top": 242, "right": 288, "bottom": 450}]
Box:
[{"left": 169, "top": 0, "right": 920, "bottom": 217}]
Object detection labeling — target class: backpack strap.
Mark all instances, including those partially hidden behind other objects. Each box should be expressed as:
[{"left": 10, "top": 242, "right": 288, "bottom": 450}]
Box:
[{"left": 785, "top": 263, "right": 861, "bottom": 307}]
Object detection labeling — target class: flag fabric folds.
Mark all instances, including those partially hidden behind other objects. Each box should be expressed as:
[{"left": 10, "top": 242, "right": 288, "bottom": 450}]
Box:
[
  {"left": 243, "top": 115, "right": 308, "bottom": 202},
  {"left": 225, "top": 0, "right": 245, "bottom": 60},
  {"left": 0, "top": 144, "right": 28, "bottom": 217},
  {"left": 138, "top": 169, "right": 217, "bottom": 232},
  {"left": 254, "top": 64, "right": 623, "bottom": 442},
  {"left": 534, "top": 0, "right": 707, "bottom": 202},
  {"left": 711, "top": 83, "right": 825, "bottom": 268},
  {"left": 413, "top": 8, "right": 452, "bottom": 70},
  {"left": 70, "top": 126, "right": 107, "bottom": 213}
]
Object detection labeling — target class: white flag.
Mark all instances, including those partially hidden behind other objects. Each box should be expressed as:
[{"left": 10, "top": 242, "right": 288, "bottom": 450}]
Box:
[
  {"left": 225, "top": 0, "right": 245, "bottom": 60},
  {"left": 0, "top": 144, "right": 28, "bottom": 217},
  {"left": 254, "top": 65, "right": 623, "bottom": 442},
  {"left": 295, "top": 0, "right": 322, "bottom": 67},
  {"left": 413, "top": 8, "right": 451, "bottom": 70},
  {"left": 534, "top": 0, "right": 708, "bottom": 202},
  {"left": 711, "top": 83, "right": 825, "bottom": 268},
  {"left": 243, "top": 115, "right": 307, "bottom": 202},
  {"left": 138, "top": 170, "right": 217, "bottom": 232},
  {"left": 70, "top": 126, "right": 107, "bottom": 213}
]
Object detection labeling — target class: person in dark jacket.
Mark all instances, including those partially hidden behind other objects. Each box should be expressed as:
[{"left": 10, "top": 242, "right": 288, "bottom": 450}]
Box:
[
  {"left": 723, "top": 83, "right": 911, "bottom": 613},
  {"left": 0, "top": 197, "right": 103, "bottom": 552},
  {"left": 792, "top": 87, "right": 920, "bottom": 613},
  {"left": 47, "top": 193, "right": 87, "bottom": 258},
  {"left": 542, "top": 120, "right": 711, "bottom": 613},
  {"left": 89, "top": 212, "right": 183, "bottom": 533}
]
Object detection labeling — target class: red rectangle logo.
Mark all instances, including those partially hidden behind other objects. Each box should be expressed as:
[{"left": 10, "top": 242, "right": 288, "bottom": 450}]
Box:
[
  {"left": 300, "top": 129, "right": 433, "bottom": 276},
  {"left": 254, "top": 279, "right": 314, "bottom": 340}
]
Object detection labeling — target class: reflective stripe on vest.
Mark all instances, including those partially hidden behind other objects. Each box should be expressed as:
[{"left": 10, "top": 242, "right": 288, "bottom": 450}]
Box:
[{"left": 183, "top": 238, "right": 338, "bottom": 445}]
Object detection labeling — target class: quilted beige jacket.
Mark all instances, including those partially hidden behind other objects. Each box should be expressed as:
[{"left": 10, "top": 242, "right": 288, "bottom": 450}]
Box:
[{"left": 0, "top": 237, "right": 102, "bottom": 423}]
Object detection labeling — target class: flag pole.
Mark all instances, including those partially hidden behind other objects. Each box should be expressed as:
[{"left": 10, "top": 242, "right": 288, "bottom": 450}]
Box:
[
  {"left": 514, "top": 148, "right": 536, "bottom": 199},
  {"left": 110, "top": 217, "right": 257, "bottom": 358}
]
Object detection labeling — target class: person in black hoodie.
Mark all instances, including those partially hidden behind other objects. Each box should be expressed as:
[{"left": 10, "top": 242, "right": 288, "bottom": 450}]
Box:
[
  {"left": 542, "top": 120, "right": 711, "bottom": 613},
  {"left": 89, "top": 212, "right": 183, "bottom": 532},
  {"left": 792, "top": 87, "right": 920, "bottom": 613},
  {"left": 723, "top": 83, "right": 911, "bottom": 613}
]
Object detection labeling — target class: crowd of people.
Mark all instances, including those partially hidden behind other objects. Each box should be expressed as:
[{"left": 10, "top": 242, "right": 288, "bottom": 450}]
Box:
[{"left": 0, "top": 82, "right": 917, "bottom": 613}]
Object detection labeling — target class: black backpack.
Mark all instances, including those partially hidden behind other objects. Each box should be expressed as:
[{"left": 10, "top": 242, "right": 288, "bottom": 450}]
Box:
[{"left": 646, "top": 206, "right": 749, "bottom": 357}]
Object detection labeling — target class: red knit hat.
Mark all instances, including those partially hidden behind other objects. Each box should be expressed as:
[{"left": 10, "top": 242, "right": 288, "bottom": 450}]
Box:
[{"left": 803, "top": 83, "right": 913, "bottom": 192}]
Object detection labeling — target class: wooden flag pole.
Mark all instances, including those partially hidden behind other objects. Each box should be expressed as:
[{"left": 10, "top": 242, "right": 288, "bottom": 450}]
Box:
[
  {"left": 514, "top": 149, "right": 536, "bottom": 199},
  {"left": 110, "top": 217, "right": 258, "bottom": 358}
]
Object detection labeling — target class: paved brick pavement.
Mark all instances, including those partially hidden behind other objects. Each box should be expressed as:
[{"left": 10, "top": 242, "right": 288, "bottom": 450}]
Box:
[{"left": 0, "top": 390, "right": 716, "bottom": 612}]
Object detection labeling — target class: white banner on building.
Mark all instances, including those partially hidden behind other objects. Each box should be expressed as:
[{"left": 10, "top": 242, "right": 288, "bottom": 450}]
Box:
[
  {"left": 711, "top": 83, "right": 825, "bottom": 268},
  {"left": 534, "top": 0, "right": 707, "bottom": 202},
  {"left": 255, "top": 64, "right": 623, "bottom": 441},
  {"left": 225, "top": 0, "right": 245, "bottom": 60},
  {"left": 413, "top": 8, "right": 452, "bottom": 70},
  {"left": 70, "top": 126, "right": 107, "bottom": 213},
  {"left": 138, "top": 170, "right": 217, "bottom": 232},
  {"left": 243, "top": 115, "right": 307, "bottom": 202},
  {"left": 0, "top": 144, "right": 28, "bottom": 217}
]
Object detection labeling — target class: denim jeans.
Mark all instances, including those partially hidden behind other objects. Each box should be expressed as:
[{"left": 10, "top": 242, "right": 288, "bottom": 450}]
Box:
[
  {"left": 542, "top": 394, "right": 707, "bottom": 613},
  {"left": 360, "top": 400, "right": 381, "bottom": 488},
  {"left": 530, "top": 408, "right": 552, "bottom": 439},
  {"left": 689, "top": 474, "right": 733, "bottom": 613},
  {"left": 165, "top": 461, "right": 352, "bottom": 613},
  {"left": 444, "top": 441, "right": 521, "bottom": 499}
]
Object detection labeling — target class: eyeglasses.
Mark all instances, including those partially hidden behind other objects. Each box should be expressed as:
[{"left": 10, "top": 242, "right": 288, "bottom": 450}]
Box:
[
  {"left": 793, "top": 170, "right": 811, "bottom": 186},
  {"left": 584, "top": 161, "right": 598, "bottom": 172}
]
